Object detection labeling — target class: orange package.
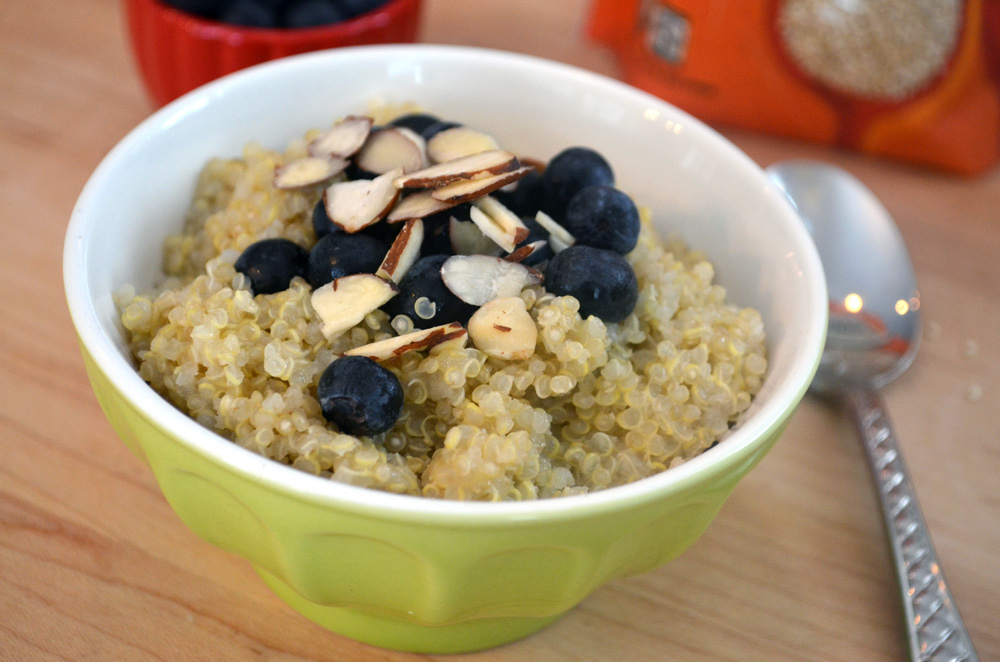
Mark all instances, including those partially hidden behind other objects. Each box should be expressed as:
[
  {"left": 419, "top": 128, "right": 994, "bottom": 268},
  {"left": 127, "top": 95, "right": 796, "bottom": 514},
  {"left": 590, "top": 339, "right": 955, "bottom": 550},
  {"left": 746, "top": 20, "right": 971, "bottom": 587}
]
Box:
[{"left": 587, "top": 0, "right": 1000, "bottom": 175}]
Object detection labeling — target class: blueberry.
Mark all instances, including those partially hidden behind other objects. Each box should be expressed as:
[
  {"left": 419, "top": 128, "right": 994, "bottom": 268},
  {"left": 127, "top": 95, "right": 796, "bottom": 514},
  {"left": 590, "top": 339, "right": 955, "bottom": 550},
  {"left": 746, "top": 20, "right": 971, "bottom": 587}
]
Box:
[
  {"left": 544, "top": 245, "right": 638, "bottom": 323},
  {"left": 251, "top": 0, "right": 289, "bottom": 8},
  {"left": 562, "top": 185, "right": 640, "bottom": 254},
  {"left": 219, "top": 0, "right": 280, "bottom": 26},
  {"left": 365, "top": 219, "right": 404, "bottom": 246},
  {"left": 420, "top": 120, "right": 462, "bottom": 141},
  {"left": 307, "top": 232, "right": 388, "bottom": 289},
  {"left": 312, "top": 198, "right": 338, "bottom": 239},
  {"left": 284, "top": 0, "right": 349, "bottom": 27},
  {"left": 335, "top": 0, "right": 390, "bottom": 18},
  {"left": 420, "top": 203, "right": 474, "bottom": 256},
  {"left": 515, "top": 215, "right": 555, "bottom": 266},
  {"left": 317, "top": 356, "right": 403, "bottom": 436},
  {"left": 382, "top": 255, "right": 476, "bottom": 328},
  {"left": 234, "top": 238, "right": 309, "bottom": 295},
  {"left": 493, "top": 169, "right": 544, "bottom": 217},
  {"left": 421, "top": 211, "right": 454, "bottom": 256},
  {"left": 161, "top": 0, "right": 226, "bottom": 17},
  {"left": 389, "top": 113, "right": 441, "bottom": 136},
  {"left": 344, "top": 161, "right": 376, "bottom": 181},
  {"left": 541, "top": 147, "right": 614, "bottom": 219}
]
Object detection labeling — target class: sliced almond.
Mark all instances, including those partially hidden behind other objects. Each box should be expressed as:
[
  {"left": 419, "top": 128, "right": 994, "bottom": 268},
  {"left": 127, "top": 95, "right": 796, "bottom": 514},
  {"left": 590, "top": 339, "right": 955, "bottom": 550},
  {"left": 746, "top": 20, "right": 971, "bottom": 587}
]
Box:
[
  {"left": 386, "top": 190, "right": 457, "bottom": 223},
  {"left": 519, "top": 156, "right": 547, "bottom": 173},
  {"left": 430, "top": 166, "right": 534, "bottom": 205},
  {"left": 468, "top": 206, "right": 513, "bottom": 252},
  {"left": 323, "top": 168, "right": 402, "bottom": 233},
  {"left": 440, "top": 255, "right": 543, "bottom": 306},
  {"left": 393, "top": 150, "right": 519, "bottom": 189},
  {"left": 376, "top": 218, "right": 423, "bottom": 283},
  {"left": 394, "top": 126, "right": 429, "bottom": 167},
  {"left": 344, "top": 322, "right": 467, "bottom": 361},
  {"left": 449, "top": 217, "right": 504, "bottom": 256},
  {"left": 534, "top": 209, "right": 576, "bottom": 250},
  {"left": 426, "top": 126, "right": 500, "bottom": 163},
  {"left": 308, "top": 115, "right": 373, "bottom": 158},
  {"left": 354, "top": 127, "right": 425, "bottom": 175},
  {"left": 473, "top": 195, "right": 530, "bottom": 243},
  {"left": 465, "top": 195, "right": 532, "bottom": 252},
  {"left": 273, "top": 155, "right": 348, "bottom": 189},
  {"left": 311, "top": 274, "right": 398, "bottom": 340},
  {"left": 504, "top": 240, "right": 548, "bottom": 263},
  {"left": 549, "top": 233, "right": 573, "bottom": 253},
  {"left": 467, "top": 297, "right": 537, "bottom": 361}
]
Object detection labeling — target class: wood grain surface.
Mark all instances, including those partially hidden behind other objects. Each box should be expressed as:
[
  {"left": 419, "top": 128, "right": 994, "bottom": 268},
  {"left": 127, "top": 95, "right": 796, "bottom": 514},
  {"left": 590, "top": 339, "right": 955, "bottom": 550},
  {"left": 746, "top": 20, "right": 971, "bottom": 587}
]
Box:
[{"left": 1, "top": 0, "right": 998, "bottom": 660}]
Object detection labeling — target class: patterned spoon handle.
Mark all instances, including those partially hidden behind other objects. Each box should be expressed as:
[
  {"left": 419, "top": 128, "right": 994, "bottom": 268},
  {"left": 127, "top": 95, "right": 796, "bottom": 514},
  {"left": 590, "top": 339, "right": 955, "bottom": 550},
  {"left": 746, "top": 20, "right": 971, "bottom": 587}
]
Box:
[{"left": 845, "top": 389, "right": 979, "bottom": 662}]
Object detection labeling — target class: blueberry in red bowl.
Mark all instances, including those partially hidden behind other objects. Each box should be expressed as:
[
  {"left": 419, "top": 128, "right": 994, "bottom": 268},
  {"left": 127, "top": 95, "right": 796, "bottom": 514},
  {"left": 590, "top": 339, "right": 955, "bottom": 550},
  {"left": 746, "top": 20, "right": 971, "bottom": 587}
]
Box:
[{"left": 159, "top": 0, "right": 394, "bottom": 26}]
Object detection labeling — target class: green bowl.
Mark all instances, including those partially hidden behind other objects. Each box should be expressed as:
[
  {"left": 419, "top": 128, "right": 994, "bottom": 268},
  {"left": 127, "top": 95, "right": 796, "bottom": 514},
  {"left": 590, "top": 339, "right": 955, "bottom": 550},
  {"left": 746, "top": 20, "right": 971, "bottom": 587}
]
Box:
[{"left": 64, "top": 45, "right": 826, "bottom": 653}]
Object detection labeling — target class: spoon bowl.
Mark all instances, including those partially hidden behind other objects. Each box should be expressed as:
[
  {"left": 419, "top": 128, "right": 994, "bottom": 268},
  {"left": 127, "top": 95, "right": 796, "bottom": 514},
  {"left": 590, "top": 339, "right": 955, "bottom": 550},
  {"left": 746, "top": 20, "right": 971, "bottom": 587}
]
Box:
[
  {"left": 767, "top": 160, "right": 979, "bottom": 662},
  {"left": 768, "top": 161, "right": 921, "bottom": 393}
]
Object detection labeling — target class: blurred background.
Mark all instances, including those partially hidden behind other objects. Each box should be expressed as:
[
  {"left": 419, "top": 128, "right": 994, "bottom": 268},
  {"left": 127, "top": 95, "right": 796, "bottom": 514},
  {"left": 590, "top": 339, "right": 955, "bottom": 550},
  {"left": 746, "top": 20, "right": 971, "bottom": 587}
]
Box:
[{"left": 2, "top": 1, "right": 997, "bottom": 661}]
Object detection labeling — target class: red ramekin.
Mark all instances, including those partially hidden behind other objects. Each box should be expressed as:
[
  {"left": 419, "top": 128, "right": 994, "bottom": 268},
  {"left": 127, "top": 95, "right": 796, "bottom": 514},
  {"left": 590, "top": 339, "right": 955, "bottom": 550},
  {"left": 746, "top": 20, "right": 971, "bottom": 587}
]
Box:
[{"left": 123, "top": 0, "right": 423, "bottom": 107}]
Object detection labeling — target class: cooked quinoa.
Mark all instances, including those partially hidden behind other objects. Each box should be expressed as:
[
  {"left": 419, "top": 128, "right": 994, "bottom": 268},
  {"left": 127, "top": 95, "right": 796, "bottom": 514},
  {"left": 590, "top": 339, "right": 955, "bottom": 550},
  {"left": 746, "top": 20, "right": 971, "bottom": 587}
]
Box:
[{"left": 115, "top": 121, "right": 767, "bottom": 501}]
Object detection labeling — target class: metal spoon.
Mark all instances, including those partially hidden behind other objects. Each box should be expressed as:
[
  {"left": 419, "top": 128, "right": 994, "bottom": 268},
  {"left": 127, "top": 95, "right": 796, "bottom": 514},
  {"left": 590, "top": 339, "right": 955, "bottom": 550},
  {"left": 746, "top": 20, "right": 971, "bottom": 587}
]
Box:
[{"left": 767, "top": 161, "right": 979, "bottom": 662}]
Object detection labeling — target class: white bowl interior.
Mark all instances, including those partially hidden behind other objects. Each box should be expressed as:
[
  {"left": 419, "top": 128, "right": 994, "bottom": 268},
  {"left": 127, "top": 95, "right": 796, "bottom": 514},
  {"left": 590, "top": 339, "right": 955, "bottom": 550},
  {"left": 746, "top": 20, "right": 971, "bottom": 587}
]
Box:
[{"left": 65, "top": 45, "right": 826, "bottom": 516}]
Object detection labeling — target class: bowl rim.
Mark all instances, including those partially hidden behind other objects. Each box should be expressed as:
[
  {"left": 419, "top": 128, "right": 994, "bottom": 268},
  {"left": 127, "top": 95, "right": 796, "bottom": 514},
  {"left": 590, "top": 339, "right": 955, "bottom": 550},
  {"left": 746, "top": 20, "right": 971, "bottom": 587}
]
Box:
[{"left": 64, "top": 44, "right": 826, "bottom": 524}]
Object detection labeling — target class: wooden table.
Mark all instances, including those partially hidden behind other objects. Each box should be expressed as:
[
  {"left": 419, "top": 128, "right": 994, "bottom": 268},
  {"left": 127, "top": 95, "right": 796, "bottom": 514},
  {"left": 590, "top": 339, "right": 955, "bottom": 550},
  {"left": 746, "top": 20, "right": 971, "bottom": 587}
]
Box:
[{"left": 2, "top": 1, "right": 998, "bottom": 660}]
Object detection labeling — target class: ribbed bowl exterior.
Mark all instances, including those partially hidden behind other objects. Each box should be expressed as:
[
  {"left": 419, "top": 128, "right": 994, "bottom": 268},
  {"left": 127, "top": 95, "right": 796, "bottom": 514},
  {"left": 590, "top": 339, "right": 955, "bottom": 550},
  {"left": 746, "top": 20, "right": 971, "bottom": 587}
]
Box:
[
  {"left": 123, "top": 0, "right": 422, "bottom": 106},
  {"left": 80, "top": 342, "right": 790, "bottom": 653}
]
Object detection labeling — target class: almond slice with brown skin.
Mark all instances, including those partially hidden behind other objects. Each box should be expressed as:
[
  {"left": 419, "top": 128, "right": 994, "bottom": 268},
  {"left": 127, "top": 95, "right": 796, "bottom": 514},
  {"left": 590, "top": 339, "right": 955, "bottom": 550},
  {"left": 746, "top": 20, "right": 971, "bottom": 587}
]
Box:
[
  {"left": 468, "top": 206, "right": 515, "bottom": 252},
  {"left": 376, "top": 218, "right": 424, "bottom": 283},
  {"left": 386, "top": 190, "right": 457, "bottom": 223},
  {"left": 504, "top": 240, "right": 548, "bottom": 263},
  {"left": 323, "top": 168, "right": 402, "bottom": 233},
  {"left": 465, "top": 194, "right": 530, "bottom": 252},
  {"left": 393, "top": 150, "right": 520, "bottom": 189},
  {"left": 519, "top": 155, "right": 547, "bottom": 173},
  {"left": 426, "top": 126, "right": 500, "bottom": 163},
  {"left": 311, "top": 274, "right": 398, "bottom": 340},
  {"left": 344, "top": 322, "right": 467, "bottom": 361},
  {"left": 429, "top": 166, "right": 534, "bottom": 205},
  {"left": 440, "top": 255, "right": 543, "bottom": 306},
  {"left": 308, "top": 115, "right": 373, "bottom": 158},
  {"left": 273, "top": 155, "right": 348, "bottom": 189},
  {"left": 474, "top": 195, "right": 530, "bottom": 242},
  {"left": 354, "top": 127, "right": 426, "bottom": 175}
]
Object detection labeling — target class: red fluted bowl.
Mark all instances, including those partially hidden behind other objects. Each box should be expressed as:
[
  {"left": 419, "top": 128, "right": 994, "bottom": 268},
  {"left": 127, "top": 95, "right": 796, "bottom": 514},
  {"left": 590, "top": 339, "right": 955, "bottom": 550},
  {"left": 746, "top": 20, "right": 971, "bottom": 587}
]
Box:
[{"left": 122, "top": 0, "right": 423, "bottom": 107}]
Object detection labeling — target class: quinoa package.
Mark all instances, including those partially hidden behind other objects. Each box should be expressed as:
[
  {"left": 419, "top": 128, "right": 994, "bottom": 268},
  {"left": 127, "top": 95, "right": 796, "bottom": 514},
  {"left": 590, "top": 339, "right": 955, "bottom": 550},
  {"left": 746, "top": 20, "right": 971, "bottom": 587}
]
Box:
[{"left": 587, "top": 0, "right": 1000, "bottom": 175}]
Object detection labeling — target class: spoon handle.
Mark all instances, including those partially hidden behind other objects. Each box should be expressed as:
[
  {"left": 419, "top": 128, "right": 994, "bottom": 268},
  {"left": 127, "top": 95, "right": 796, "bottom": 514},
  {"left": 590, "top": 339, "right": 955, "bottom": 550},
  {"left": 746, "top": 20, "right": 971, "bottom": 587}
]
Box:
[{"left": 845, "top": 390, "right": 979, "bottom": 662}]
